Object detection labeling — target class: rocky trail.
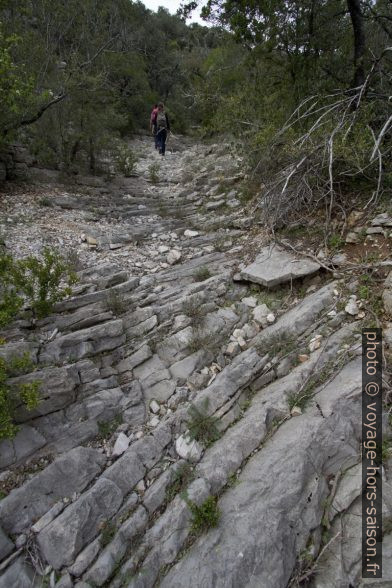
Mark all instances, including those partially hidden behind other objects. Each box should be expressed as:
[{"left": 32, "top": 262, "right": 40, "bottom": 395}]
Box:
[{"left": 0, "top": 135, "right": 391, "bottom": 588}]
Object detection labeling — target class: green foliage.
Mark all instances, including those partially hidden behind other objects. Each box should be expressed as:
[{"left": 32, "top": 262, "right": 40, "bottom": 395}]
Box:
[
  {"left": 187, "top": 495, "right": 220, "bottom": 535},
  {"left": 328, "top": 233, "right": 344, "bottom": 251},
  {"left": 7, "top": 352, "right": 34, "bottom": 376},
  {"left": 381, "top": 440, "right": 392, "bottom": 463},
  {"left": 100, "top": 520, "right": 116, "bottom": 547},
  {"left": 0, "top": 0, "right": 225, "bottom": 167},
  {"left": 2, "top": 248, "right": 77, "bottom": 320},
  {"left": 148, "top": 162, "right": 160, "bottom": 184},
  {"left": 0, "top": 25, "right": 37, "bottom": 144},
  {"left": 256, "top": 332, "right": 296, "bottom": 358},
  {"left": 182, "top": 296, "right": 207, "bottom": 326},
  {"left": 358, "top": 285, "right": 370, "bottom": 300},
  {"left": 115, "top": 144, "right": 138, "bottom": 177},
  {"left": 186, "top": 398, "right": 221, "bottom": 447},
  {"left": 97, "top": 415, "right": 122, "bottom": 440},
  {"left": 287, "top": 384, "right": 314, "bottom": 412},
  {"left": 166, "top": 463, "right": 195, "bottom": 502},
  {"left": 0, "top": 350, "right": 40, "bottom": 440},
  {"left": 106, "top": 289, "right": 127, "bottom": 316},
  {"left": 193, "top": 266, "right": 212, "bottom": 282},
  {"left": 187, "top": 328, "right": 220, "bottom": 355}
]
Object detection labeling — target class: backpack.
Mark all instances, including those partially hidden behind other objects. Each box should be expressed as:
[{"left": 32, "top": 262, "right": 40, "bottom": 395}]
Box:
[{"left": 156, "top": 110, "right": 167, "bottom": 130}]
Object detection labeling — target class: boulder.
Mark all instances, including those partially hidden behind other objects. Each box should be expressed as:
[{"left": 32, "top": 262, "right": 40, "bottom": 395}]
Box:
[{"left": 241, "top": 245, "right": 320, "bottom": 287}]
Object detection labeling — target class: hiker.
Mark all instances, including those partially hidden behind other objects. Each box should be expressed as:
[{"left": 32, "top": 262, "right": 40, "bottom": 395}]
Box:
[
  {"left": 153, "top": 102, "right": 170, "bottom": 156},
  {"left": 150, "top": 104, "right": 159, "bottom": 149}
]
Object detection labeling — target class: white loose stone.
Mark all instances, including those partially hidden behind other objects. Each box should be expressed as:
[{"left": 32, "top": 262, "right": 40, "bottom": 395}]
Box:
[
  {"left": 345, "top": 300, "right": 359, "bottom": 316},
  {"left": 166, "top": 249, "right": 182, "bottom": 265},
  {"left": 225, "top": 342, "right": 240, "bottom": 356},
  {"left": 175, "top": 434, "right": 203, "bottom": 461},
  {"left": 136, "top": 480, "right": 146, "bottom": 493},
  {"left": 184, "top": 229, "right": 199, "bottom": 238},
  {"left": 86, "top": 235, "right": 97, "bottom": 246},
  {"left": 237, "top": 336, "right": 247, "bottom": 349},
  {"left": 309, "top": 335, "right": 322, "bottom": 352},
  {"left": 266, "top": 313, "right": 275, "bottom": 324},
  {"left": 345, "top": 232, "right": 359, "bottom": 244},
  {"left": 241, "top": 296, "right": 258, "bottom": 308},
  {"left": 253, "top": 304, "right": 270, "bottom": 327},
  {"left": 150, "top": 400, "right": 160, "bottom": 414},
  {"left": 112, "top": 433, "right": 129, "bottom": 457},
  {"left": 291, "top": 406, "right": 302, "bottom": 417},
  {"left": 233, "top": 328, "right": 246, "bottom": 340},
  {"left": 149, "top": 416, "right": 160, "bottom": 427}
]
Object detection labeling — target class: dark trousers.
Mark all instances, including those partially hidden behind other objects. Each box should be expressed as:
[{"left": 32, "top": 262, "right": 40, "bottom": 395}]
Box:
[
  {"left": 153, "top": 126, "right": 159, "bottom": 149},
  {"left": 156, "top": 128, "right": 167, "bottom": 155}
]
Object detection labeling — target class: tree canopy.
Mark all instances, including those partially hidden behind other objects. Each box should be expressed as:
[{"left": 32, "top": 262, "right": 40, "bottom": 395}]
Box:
[{"left": 0, "top": 0, "right": 391, "bottom": 219}]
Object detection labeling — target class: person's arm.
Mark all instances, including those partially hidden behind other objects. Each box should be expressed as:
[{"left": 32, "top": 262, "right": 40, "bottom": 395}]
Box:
[{"left": 166, "top": 113, "right": 170, "bottom": 132}]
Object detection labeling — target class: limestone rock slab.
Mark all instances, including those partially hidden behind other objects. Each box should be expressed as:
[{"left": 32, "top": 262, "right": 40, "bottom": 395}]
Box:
[
  {"left": 240, "top": 245, "right": 320, "bottom": 287},
  {"left": 0, "top": 447, "right": 106, "bottom": 534},
  {"left": 37, "top": 478, "right": 123, "bottom": 569}
]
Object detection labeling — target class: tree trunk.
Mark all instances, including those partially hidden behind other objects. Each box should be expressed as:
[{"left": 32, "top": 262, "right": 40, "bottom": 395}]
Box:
[
  {"left": 347, "top": 0, "right": 366, "bottom": 89},
  {"left": 89, "top": 137, "right": 96, "bottom": 174}
]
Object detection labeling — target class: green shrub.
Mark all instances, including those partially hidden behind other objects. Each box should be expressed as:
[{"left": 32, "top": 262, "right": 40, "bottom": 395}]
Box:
[
  {"left": 148, "top": 162, "right": 160, "bottom": 183},
  {"left": 115, "top": 144, "right": 137, "bottom": 177},
  {"left": 7, "top": 352, "right": 34, "bottom": 376},
  {"left": 38, "top": 197, "right": 51, "bottom": 207},
  {"left": 166, "top": 463, "right": 195, "bottom": 502},
  {"left": 106, "top": 289, "right": 127, "bottom": 316},
  {"left": 0, "top": 254, "right": 23, "bottom": 327},
  {"left": 187, "top": 328, "right": 220, "bottom": 355},
  {"left": 98, "top": 415, "right": 122, "bottom": 440},
  {"left": 186, "top": 398, "right": 220, "bottom": 447},
  {"left": 0, "top": 248, "right": 77, "bottom": 324},
  {"left": 328, "top": 233, "right": 344, "bottom": 251},
  {"left": 100, "top": 520, "right": 116, "bottom": 547},
  {"left": 193, "top": 266, "right": 211, "bottom": 282},
  {"left": 182, "top": 297, "right": 208, "bottom": 328},
  {"left": 0, "top": 350, "right": 40, "bottom": 440},
  {"left": 188, "top": 495, "right": 220, "bottom": 535}
]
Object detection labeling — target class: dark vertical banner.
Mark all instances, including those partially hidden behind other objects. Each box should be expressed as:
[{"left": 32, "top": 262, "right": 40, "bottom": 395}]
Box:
[{"left": 362, "top": 329, "right": 382, "bottom": 578}]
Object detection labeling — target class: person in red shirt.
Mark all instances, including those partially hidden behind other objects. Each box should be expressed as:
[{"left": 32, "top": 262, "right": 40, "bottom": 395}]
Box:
[{"left": 150, "top": 104, "right": 159, "bottom": 149}]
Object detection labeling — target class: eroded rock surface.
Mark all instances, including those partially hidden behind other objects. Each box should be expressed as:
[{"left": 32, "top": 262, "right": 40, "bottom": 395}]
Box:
[{"left": 0, "top": 136, "right": 390, "bottom": 588}]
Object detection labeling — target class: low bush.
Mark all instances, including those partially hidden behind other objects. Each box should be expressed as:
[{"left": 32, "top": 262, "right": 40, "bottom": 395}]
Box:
[
  {"left": 0, "top": 248, "right": 77, "bottom": 325},
  {"left": 186, "top": 398, "right": 221, "bottom": 447},
  {"left": 115, "top": 144, "right": 138, "bottom": 177},
  {"left": 188, "top": 495, "right": 220, "bottom": 535},
  {"left": 0, "top": 348, "right": 40, "bottom": 440}
]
